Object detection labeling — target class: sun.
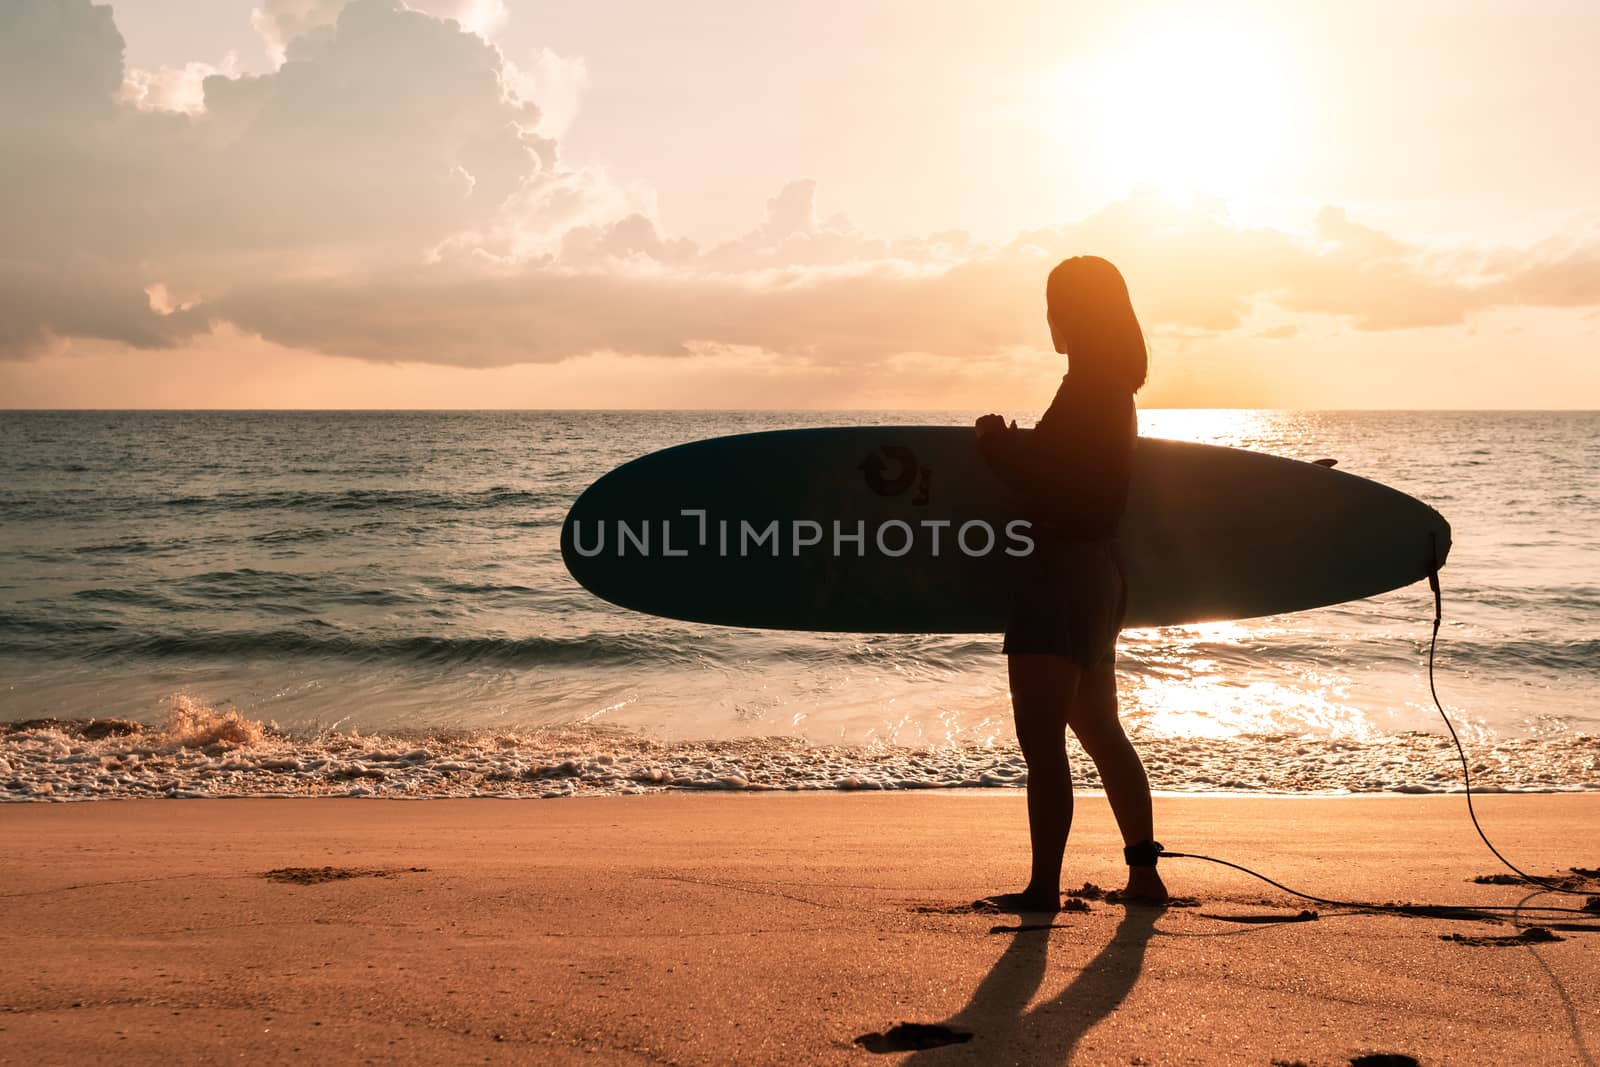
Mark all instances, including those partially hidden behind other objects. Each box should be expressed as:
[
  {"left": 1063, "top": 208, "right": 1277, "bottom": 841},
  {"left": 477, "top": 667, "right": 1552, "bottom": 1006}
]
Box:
[{"left": 1045, "top": 10, "right": 1303, "bottom": 208}]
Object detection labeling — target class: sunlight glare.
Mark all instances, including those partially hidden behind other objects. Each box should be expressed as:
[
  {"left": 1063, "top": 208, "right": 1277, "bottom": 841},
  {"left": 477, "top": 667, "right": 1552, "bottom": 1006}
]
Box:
[
  {"left": 1046, "top": 10, "right": 1302, "bottom": 207},
  {"left": 1138, "top": 408, "right": 1269, "bottom": 447}
]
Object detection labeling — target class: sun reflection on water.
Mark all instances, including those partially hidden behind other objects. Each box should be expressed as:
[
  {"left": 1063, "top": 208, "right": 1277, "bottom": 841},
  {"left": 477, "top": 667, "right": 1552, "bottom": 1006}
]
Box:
[
  {"left": 1117, "top": 616, "right": 1378, "bottom": 741},
  {"left": 1121, "top": 676, "right": 1379, "bottom": 741},
  {"left": 1110, "top": 410, "right": 1365, "bottom": 739},
  {"left": 1138, "top": 408, "right": 1275, "bottom": 448}
]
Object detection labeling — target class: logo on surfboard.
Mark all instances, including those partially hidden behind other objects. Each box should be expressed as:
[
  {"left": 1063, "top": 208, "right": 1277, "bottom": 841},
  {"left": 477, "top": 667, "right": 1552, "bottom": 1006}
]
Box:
[{"left": 858, "top": 445, "right": 932, "bottom": 506}]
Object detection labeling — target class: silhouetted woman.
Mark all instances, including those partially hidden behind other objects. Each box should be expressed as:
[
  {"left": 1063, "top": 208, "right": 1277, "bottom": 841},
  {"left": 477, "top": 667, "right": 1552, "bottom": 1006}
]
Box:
[{"left": 973, "top": 255, "right": 1167, "bottom": 911}]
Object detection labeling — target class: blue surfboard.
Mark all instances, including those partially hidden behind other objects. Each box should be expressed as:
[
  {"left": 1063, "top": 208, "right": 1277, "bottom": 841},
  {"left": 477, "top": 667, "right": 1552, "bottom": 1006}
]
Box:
[{"left": 561, "top": 428, "right": 1450, "bottom": 633}]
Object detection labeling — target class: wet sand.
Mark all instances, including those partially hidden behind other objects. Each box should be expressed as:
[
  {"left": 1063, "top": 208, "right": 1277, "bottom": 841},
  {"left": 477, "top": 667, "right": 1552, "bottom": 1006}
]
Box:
[{"left": 2, "top": 793, "right": 1596, "bottom": 1065}]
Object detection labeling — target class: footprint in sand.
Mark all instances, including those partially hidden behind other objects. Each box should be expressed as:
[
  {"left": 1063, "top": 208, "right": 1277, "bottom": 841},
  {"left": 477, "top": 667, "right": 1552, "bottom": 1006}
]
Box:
[
  {"left": 1440, "top": 927, "right": 1563, "bottom": 947},
  {"left": 1274, "top": 1056, "right": 1422, "bottom": 1067},
  {"left": 1200, "top": 909, "right": 1319, "bottom": 924},
  {"left": 1471, "top": 869, "right": 1598, "bottom": 891},
  {"left": 907, "top": 898, "right": 1091, "bottom": 915},
  {"left": 853, "top": 1023, "right": 973, "bottom": 1053},
  {"left": 260, "top": 865, "right": 429, "bottom": 885}
]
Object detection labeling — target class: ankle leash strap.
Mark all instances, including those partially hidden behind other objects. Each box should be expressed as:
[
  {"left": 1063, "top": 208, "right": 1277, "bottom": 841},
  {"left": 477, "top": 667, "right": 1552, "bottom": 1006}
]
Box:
[{"left": 1124, "top": 840, "right": 1164, "bottom": 867}]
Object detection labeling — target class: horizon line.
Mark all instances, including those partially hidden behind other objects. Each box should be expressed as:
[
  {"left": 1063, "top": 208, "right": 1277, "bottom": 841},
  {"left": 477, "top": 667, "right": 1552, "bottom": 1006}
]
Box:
[{"left": 3, "top": 406, "right": 1597, "bottom": 415}]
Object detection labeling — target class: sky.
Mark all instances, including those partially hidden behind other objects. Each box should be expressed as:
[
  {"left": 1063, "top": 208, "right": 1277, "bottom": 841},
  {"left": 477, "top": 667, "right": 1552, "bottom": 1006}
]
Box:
[{"left": 3, "top": 0, "right": 1598, "bottom": 409}]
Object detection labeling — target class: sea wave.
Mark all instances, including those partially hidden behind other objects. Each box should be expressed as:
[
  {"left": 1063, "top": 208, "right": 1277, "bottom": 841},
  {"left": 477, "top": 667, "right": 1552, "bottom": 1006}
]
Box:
[
  {"left": 3, "top": 700, "right": 1597, "bottom": 801},
  {"left": 3, "top": 486, "right": 564, "bottom": 521},
  {"left": 3, "top": 410, "right": 1597, "bottom": 743},
  {"left": 0, "top": 626, "right": 712, "bottom": 667},
  {"left": 0, "top": 613, "right": 1597, "bottom": 678}
]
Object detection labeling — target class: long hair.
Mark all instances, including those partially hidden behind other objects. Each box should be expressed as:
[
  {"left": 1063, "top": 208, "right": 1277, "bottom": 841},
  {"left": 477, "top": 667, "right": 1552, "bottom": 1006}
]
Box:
[{"left": 1046, "top": 256, "right": 1148, "bottom": 392}]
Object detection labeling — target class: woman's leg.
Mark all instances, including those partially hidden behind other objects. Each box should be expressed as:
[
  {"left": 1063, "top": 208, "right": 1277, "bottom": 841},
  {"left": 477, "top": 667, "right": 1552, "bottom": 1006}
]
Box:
[
  {"left": 1067, "top": 660, "right": 1167, "bottom": 902},
  {"left": 979, "top": 652, "right": 1080, "bottom": 912}
]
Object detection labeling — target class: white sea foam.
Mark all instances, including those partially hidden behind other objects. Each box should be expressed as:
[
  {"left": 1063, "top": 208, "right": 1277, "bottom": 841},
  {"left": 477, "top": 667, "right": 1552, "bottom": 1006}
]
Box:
[{"left": 2, "top": 698, "right": 1597, "bottom": 803}]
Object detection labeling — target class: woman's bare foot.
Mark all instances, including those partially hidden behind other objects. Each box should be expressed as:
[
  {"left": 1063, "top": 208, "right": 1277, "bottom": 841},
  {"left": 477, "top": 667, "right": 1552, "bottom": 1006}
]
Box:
[
  {"left": 1111, "top": 866, "right": 1169, "bottom": 906},
  {"left": 972, "top": 887, "right": 1060, "bottom": 913}
]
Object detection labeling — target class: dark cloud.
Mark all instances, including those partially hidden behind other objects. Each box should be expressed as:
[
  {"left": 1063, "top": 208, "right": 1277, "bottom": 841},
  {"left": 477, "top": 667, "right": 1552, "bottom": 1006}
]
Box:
[
  {"left": 0, "top": 260, "right": 180, "bottom": 356},
  {"left": 0, "top": 0, "right": 564, "bottom": 357},
  {"left": 0, "top": 0, "right": 125, "bottom": 126}
]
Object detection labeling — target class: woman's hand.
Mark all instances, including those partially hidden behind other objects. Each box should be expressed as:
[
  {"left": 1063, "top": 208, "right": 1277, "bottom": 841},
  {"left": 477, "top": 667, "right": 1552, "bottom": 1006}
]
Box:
[
  {"left": 975, "top": 414, "right": 1016, "bottom": 441},
  {"left": 975, "top": 413, "right": 1009, "bottom": 440}
]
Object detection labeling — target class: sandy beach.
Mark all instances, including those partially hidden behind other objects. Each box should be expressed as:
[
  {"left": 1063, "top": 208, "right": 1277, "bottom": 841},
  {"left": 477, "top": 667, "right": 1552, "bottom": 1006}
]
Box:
[{"left": 2, "top": 793, "right": 1596, "bottom": 1065}]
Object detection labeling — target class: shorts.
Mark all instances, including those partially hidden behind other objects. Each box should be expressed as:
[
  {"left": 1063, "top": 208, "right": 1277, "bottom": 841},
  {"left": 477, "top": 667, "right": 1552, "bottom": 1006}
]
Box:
[{"left": 1001, "top": 537, "right": 1127, "bottom": 667}]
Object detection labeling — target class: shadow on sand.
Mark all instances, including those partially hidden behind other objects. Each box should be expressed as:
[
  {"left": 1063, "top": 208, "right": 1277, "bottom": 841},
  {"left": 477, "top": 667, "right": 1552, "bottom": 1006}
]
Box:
[{"left": 896, "top": 905, "right": 1160, "bottom": 1062}]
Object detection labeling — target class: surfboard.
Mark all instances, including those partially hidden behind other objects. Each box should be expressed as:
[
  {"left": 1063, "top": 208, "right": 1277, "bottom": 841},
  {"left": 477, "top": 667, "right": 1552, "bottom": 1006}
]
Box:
[{"left": 560, "top": 428, "right": 1451, "bottom": 633}]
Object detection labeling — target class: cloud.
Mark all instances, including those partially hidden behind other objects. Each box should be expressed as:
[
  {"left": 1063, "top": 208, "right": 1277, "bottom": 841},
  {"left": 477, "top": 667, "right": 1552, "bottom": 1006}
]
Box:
[
  {"left": 213, "top": 0, "right": 545, "bottom": 247},
  {"left": 501, "top": 47, "right": 588, "bottom": 140},
  {"left": 250, "top": 0, "right": 345, "bottom": 65},
  {"left": 0, "top": 0, "right": 189, "bottom": 354},
  {"left": 1487, "top": 240, "right": 1600, "bottom": 310},
  {"left": 0, "top": 0, "right": 125, "bottom": 126},
  {"left": 121, "top": 55, "right": 241, "bottom": 114},
  {"left": 193, "top": 188, "right": 1600, "bottom": 370},
  {"left": 0, "top": 0, "right": 600, "bottom": 357},
  {"left": 253, "top": 0, "right": 511, "bottom": 65},
  {"left": 1254, "top": 325, "right": 1300, "bottom": 341},
  {"left": 4, "top": 0, "right": 1600, "bottom": 378},
  {"left": 199, "top": 257, "right": 1027, "bottom": 368},
  {"left": 425, "top": 0, "right": 510, "bottom": 40},
  {"left": 0, "top": 260, "right": 179, "bottom": 357}
]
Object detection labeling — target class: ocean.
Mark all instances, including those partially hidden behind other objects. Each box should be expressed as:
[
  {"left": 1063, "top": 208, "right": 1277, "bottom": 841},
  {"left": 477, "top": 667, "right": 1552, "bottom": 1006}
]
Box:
[{"left": 1, "top": 410, "right": 1596, "bottom": 799}]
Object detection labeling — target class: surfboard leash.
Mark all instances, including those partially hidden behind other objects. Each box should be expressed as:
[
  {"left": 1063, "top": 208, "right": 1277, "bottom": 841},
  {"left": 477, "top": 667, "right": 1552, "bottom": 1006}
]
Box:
[
  {"left": 1156, "top": 532, "right": 1600, "bottom": 923},
  {"left": 1153, "top": 846, "right": 1599, "bottom": 920},
  {"left": 1421, "top": 532, "right": 1594, "bottom": 898}
]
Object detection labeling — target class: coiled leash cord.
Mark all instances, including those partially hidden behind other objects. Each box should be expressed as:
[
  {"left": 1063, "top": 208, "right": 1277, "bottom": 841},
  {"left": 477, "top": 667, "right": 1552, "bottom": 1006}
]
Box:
[
  {"left": 1420, "top": 534, "right": 1591, "bottom": 898},
  {"left": 1157, "top": 533, "right": 1599, "bottom": 922}
]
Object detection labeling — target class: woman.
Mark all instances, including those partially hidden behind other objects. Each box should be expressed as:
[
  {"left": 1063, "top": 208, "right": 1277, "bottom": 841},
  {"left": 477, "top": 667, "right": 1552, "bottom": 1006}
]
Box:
[{"left": 973, "top": 255, "right": 1167, "bottom": 911}]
